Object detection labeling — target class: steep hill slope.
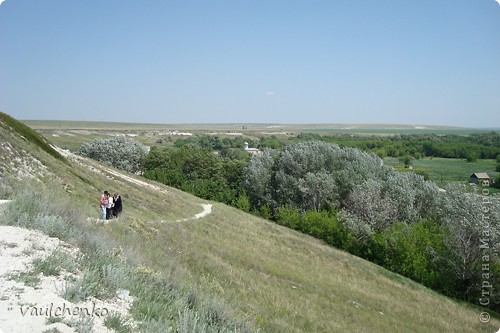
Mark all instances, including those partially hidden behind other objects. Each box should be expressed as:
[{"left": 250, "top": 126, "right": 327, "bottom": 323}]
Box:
[{"left": 0, "top": 113, "right": 498, "bottom": 332}]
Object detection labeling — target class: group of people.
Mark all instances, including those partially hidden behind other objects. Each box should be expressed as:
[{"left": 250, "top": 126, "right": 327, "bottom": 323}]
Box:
[{"left": 99, "top": 191, "right": 122, "bottom": 220}]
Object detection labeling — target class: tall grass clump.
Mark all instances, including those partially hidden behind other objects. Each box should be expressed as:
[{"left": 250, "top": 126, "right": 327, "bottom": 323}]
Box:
[
  {"left": 0, "top": 175, "right": 17, "bottom": 199},
  {"left": 2, "top": 182, "right": 86, "bottom": 242},
  {"left": 10, "top": 249, "right": 80, "bottom": 288},
  {"left": 104, "top": 312, "right": 133, "bottom": 333},
  {"left": 32, "top": 250, "right": 80, "bottom": 276}
]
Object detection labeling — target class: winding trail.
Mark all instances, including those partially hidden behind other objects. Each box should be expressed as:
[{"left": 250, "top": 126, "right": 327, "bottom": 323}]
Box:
[{"left": 176, "top": 204, "right": 212, "bottom": 222}]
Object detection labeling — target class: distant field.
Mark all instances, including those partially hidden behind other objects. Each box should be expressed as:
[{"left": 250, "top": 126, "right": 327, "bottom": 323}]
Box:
[
  {"left": 25, "top": 120, "right": 270, "bottom": 151},
  {"left": 24, "top": 120, "right": 499, "bottom": 153},
  {"left": 305, "top": 128, "right": 490, "bottom": 135},
  {"left": 24, "top": 120, "right": 274, "bottom": 131},
  {"left": 385, "top": 157, "right": 499, "bottom": 192},
  {"left": 25, "top": 120, "right": 496, "bottom": 135}
]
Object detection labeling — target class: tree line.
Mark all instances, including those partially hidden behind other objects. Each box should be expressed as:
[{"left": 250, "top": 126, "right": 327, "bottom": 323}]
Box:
[{"left": 292, "top": 131, "right": 500, "bottom": 160}]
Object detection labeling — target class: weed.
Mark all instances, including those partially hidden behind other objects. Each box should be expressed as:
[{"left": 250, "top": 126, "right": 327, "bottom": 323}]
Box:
[
  {"left": 8, "top": 248, "right": 78, "bottom": 288},
  {"left": 9, "top": 271, "right": 40, "bottom": 287},
  {"left": 21, "top": 247, "right": 35, "bottom": 256},
  {"left": 42, "top": 328, "right": 63, "bottom": 333},
  {"left": 104, "top": 312, "right": 133, "bottom": 333},
  {"left": 67, "top": 315, "right": 94, "bottom": 333},
  {"left": 32, "top": 250, "right": 79, "bottom": 277},
  {"left": 0, "top": 240, "right": 17, "bottom": 248},
  {"left": 61, "top": 274, "right": 100, "bottom": 303},
  {"left": 46, "top": 316, "right": 64, "bottom": 325}
]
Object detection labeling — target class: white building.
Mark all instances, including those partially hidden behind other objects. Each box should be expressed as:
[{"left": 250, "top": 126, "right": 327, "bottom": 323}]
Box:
[{"left": 243, "top": 142, "right": 260, "bottom": 155}]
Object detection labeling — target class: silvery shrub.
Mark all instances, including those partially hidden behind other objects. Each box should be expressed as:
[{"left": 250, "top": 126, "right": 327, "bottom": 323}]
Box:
[{"left": 79, "top": 137, "right": 148, "bottom": 173}]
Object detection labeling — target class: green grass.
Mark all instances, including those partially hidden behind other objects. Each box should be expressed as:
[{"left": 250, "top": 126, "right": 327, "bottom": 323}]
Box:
[{"left": 385, "top": 157, "right": 499, "bottom": 192}]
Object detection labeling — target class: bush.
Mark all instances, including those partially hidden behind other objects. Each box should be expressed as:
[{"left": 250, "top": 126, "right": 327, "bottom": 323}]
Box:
[
  {"left": 369, "top": 220, "right": 450, "bottom": 291},
  {"left": 232, "top": 193, "right": 251, "bottom": 212},
  {"left": 79, "top": 137, "right": 148, "bottom": 173},
  {"left": 275, "top": 205, "right": 301, "bottom": 229}
]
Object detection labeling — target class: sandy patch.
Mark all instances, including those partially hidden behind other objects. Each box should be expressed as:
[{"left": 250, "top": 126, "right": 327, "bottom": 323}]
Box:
[{"left": 0, "top": 226, "right": 134, "bottom": 333}]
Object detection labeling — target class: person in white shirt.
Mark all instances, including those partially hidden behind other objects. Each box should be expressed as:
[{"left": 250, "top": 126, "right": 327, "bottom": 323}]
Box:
[{"left": 106, "top": 194, "right": 114, "bottom": 220}]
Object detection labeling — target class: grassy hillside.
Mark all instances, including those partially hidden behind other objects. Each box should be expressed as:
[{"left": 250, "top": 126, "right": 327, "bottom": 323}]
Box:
[
  {"left": 139, "top": 203, "right": 499, "bottom": 332},
  {"left": 1, "top": 115, "right": 499, "bottom": 332},
  {"left": 0, "top": 112, "right": 66, "bottom": 162}
]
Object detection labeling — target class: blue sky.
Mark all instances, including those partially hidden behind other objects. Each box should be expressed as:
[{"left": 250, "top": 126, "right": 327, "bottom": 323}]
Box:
[{"left": 0, "top": 1, "right": 499, "bottom": 127}]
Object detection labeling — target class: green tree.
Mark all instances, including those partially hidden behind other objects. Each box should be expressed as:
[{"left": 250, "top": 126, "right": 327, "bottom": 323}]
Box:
[
  {"left": 465, "top": 151, "right": 478, "bottom": 162},
  {"left": 399, "top": 155, "right": 412, "bottom": 167},
  {"left": 370, "top": 220, "right": 449, "bottom": 291}
]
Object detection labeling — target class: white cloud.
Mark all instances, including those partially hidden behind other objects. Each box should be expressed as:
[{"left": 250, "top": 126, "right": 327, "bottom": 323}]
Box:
[
  {"left": 0, "top": 0, "right": 6, "bottom": 6},
  {"left": 496, "top": 0, "right": 500, "bottom": 6}
]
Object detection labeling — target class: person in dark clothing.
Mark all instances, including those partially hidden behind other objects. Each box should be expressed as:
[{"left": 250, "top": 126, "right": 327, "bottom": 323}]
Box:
[{"left": 112, "top": 193, "right": 122, "bottom": 218}]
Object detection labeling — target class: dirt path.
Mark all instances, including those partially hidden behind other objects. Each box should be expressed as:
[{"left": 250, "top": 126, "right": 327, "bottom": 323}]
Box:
[{"left": 176, "top": 203, "right": 212, "bottom": 222}]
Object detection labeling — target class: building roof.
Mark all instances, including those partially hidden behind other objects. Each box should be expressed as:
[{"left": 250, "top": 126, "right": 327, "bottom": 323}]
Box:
[{"left": 471, "top": 173, "right": 490, "bottom": 179}]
